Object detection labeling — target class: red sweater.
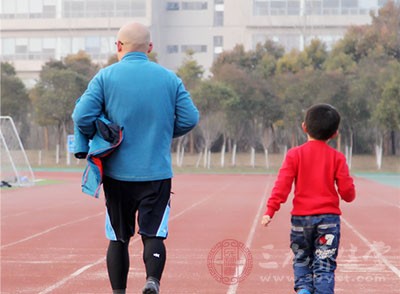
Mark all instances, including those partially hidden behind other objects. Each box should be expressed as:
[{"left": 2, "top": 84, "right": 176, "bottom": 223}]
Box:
[{"left": 265, "top": 140, "right": 355, "bottom": 218}]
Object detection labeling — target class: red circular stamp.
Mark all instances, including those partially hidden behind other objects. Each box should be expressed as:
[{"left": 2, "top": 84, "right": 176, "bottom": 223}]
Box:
[{"left": 207, "top": 239, "right": 253, "bottom": 285}]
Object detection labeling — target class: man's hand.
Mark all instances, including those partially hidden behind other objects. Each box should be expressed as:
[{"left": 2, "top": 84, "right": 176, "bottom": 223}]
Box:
[{"left": 261, "top": 215, "right": 271, "bottom": 227}]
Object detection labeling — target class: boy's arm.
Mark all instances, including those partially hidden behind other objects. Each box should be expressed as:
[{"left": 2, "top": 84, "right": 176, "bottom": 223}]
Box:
[
  {"left": 335, "top": 155, "right": 356, "bottom": 202},
  {"left": 262, "top": 151, "right": 296, "bottom": 224},
  {"left": 261, "top": 215, "right": 271, "bottom": 226}
]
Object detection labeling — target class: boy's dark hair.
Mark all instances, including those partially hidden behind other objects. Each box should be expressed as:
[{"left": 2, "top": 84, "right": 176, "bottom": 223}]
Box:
[{"left": 304, "top": 103, "right": 340, "bottom": 140}]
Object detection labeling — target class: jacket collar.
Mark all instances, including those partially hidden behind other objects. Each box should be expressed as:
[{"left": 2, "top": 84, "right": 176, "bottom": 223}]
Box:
[{"left": 122, "top": 52, "right": 148, "bottom": 61}]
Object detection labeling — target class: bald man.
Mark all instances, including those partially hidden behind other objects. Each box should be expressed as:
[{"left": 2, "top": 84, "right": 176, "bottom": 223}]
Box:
[{"left": 72, "top": 22, "right": 199, "bottom": 294}]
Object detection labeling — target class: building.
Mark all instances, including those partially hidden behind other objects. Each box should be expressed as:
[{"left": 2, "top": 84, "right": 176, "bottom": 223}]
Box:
[{"left": 1, "top": 0, "right": 397, "bottom": 87}]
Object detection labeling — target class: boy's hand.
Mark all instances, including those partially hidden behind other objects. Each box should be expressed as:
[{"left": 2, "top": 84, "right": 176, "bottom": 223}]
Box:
[{"left": 261, "top": 215, "right": 271, "bottom": 227}]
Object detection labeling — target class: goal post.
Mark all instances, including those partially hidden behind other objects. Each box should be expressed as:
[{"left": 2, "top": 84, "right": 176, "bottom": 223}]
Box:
[{"left": 0, "top": 116, "right": 35, "bottom": 187}]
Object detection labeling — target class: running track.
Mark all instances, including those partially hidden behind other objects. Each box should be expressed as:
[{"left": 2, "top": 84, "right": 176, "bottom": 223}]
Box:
[{"left": 1, "top": 172, "right": 399, "bottom": 293}]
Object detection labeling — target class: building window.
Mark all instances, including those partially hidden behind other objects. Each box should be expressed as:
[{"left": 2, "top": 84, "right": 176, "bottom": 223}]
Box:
[
  {"left": 63, "top": 0, "right": 85, "bottom": 17},
  {"left": 270, "top": 0, "right": 286, "bottom": 15},
  {"left": 322, "top": 0, "right": 339, "bottom": 15},
  {"left": 42, "top": 5, "right": 56, "bottom": 18},
  {"left": 213, "top": 36, "right": 223, "bottom": 47},
  {"left": 85, "top": 36, "right": 101, "bottom": 54},
  {"left": 182, "top": 1, "right": 208, "bottom": 10},
  {"left": 60, "top": 38, "right": 72, "bottom": 57},
  {"left": 253, "top": 0, "right": 269, "bottom": 16},
  {"left": 72, "top": 37, "right": 85, "bottom": 53},
  {"left": 214, "top": 10, "right": 224, "bottom": 26},
  {"left": 166, "top": 2, "right": 180, "bottom": 10},
  {"left": 213, "top": 36, "right": 223, "bottom": 57},
  {"left": 167, "top": 45, "right": 179, "bottom": 53},
  {"left": 2, "top": 39, "right": 16, "bottom": 56},
  {"left": 253, "top": 0, "right": 370, "bottom": 16},
  {"left": 181, "top": 45, "right": 207, "bottom": 53},
  {"left": 288, "top": 0, "right": 300, "bottom": 15},
  {"left": 15, "top": 38, "right": 28, "bottom": 54},
  {"left": 306, "top": 0, "right": 322, "bottom": 15}
]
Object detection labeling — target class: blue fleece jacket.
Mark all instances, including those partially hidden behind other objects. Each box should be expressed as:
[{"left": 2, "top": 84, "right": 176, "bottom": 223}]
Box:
[
  {"left": 74, "top": 115, "right": 123, "bottom": 197},
  {"left": 72, "top": 52, "right": 199, "bottom": 181}
]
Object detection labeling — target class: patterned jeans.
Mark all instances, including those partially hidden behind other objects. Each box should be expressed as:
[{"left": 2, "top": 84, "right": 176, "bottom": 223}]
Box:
[{"left": 290, "top": 214, "right": 341, "bottom": 294}]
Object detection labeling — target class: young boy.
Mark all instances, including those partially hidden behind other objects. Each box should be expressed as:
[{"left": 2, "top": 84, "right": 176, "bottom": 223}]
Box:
[{"left": 261, "top": 103, "right": 355, "bottom": 294}]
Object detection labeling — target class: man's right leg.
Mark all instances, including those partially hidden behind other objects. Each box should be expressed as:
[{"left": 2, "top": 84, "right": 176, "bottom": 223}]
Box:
[{"left": 107, "top": 240, "right": 130, "bottom": 294}]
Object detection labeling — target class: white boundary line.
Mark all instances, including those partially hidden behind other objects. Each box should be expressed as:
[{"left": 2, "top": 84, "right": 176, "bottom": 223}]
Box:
[
  {"left": 37, "top": 178, "right": 238, "bottom": 293},
  {"left": 341, "top": 216, "right": 400, "bottom": 278},
  {"left": 1, "top": 212, "right": 104, "bottom": 249},
  {"left": 38, "top": 256, "right": 106, "bottom": 294},
  {"left": 227, "top": 179, "right": 272, "bottom": 294}
]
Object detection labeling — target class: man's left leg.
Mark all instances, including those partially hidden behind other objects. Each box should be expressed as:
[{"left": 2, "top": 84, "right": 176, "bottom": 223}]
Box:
[{"left": 107, "top": 239, "right": 130, "bottom": 294}]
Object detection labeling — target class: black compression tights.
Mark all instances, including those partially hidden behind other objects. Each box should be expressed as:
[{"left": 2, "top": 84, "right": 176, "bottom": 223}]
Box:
[
  {"left": 106, "top": 237, "right": 166, "bottom": 290},
  {"left": 142, "top": 236, "right": 166, "bottom": 282},
  {"left": 107, "top": 240, "right": 130, "bottom": 290}
]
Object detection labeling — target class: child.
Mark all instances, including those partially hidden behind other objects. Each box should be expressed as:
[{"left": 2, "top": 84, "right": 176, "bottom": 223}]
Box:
[{"left": 261, "top": 103, "right": 355, "bottom": 294}]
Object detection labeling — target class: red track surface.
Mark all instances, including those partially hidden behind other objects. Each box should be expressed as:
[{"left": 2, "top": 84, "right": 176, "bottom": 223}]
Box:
[{"left": 1, "top": 172, "right": 399, "bottom": 293}]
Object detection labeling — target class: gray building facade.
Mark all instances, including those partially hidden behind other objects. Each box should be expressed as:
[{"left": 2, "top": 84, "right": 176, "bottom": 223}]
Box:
[{"left": 1, "top": 0, "right": 397, "bottom": 86}]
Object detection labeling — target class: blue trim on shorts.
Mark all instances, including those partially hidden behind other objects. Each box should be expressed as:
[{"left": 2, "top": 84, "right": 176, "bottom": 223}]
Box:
[
  {"left": 156, "top": 200, "right": 170, "bottom": 238},
  {"left": 105, "top": 210, "right": 117, "bottom": 241}
]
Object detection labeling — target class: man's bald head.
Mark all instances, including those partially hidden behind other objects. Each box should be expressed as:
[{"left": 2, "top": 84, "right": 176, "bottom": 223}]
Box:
[{"left": 116, "top": 22, "right": 153, "bottom": 60}]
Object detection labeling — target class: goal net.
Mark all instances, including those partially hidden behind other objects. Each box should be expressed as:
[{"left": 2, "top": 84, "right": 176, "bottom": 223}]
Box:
[{"left": 0, "top": 116, "right": 35, "bottom": 187}]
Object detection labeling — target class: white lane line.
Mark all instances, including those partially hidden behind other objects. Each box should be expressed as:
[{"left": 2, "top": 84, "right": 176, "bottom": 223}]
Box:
[
  {"left": 227, "top": 178, "right": 272, "bottom": 294},
  {"left": 1, "top": 200, "right": 82, "bottom": 220},
  {"left": 37, "top": 177, "right": 239, "bottom": 293},
  {"left": 1, "top": 212, "right": 104, "bottom": 249},
  {"left": 38, "top": 256, "right": 106, "bottom": 294},
  {"left": 341, "top": 216, "right": 400, "bottom": 278}
]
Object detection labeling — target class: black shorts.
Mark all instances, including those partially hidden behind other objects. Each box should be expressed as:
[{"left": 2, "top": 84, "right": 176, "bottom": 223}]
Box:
[{"left": 103, "top": 176, "right": 171, "bottom": 242}]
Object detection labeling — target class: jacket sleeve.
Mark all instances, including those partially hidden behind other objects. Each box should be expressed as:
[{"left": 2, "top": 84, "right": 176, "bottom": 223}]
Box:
[
  {"left": 173, "top": 78, "right": 199, "bottom": 138},
  {"left": 72, "top": 72, "right": 104, "bottom": 138},
  {"left": 73, "top": 123, "right": 90, "bottom": 159}
]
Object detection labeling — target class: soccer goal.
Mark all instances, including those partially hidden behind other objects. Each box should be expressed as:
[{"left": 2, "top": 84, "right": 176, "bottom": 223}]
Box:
[{"left": 0, "top": 116, "right": 35, "bottom": 187}]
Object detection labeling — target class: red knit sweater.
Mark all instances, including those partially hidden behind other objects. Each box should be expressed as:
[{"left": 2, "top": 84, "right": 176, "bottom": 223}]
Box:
[{"left": 265, "top": 140, "right": 355, "bottom": 218}]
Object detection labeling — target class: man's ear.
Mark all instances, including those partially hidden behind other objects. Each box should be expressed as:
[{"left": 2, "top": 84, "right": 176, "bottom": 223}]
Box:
[
  {"left": 117, "top": 42, "right": 123, "bottom": 52},
  {"left": 147, "top": 42, "right": 153, "bottom": 54}
]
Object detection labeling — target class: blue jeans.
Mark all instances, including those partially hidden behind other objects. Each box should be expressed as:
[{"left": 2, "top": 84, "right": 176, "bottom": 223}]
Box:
[{"left": 290, "top": 214, "right": 341, "bottom": 294}]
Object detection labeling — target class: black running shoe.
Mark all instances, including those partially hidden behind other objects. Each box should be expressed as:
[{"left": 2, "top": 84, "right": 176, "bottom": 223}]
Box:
[{"left": 142, "top": 277, "right": 160, "bottom": 294}]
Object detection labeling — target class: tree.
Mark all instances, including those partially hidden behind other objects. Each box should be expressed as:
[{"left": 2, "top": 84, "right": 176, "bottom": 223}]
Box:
[
  {"left": 300, "top": 39, "right": 328, "bottom": 70},
  {"left": 276, "top": 49, "right": 303, "bottom": 74},
  {"left": 370, "top": 1, "right": 400, "bottom": 61},
  {"left": 254, "top": 40, "right": 285, "bottom": 79},
  {"left": 1, "top": 62, "right": 31, "bottom": 142},
  {"left": 176, "top": 50, "right": 204, "bottom": 90},
  {"left": 323, "top": 51, "right": 357, "bottom": 74},
  {"left": 372, "top": 61, "right": 400, "bottom": 156},
  {"left": 64, "top": 50, "right": 99, "bottom": 78},
  {"left": 212, "top": 41, "right": 285, "bottom": 167},
  {"left": 192, "top": 81, "right": 236, "bottom": 168},
  {"left": 30, "top": 53, "right": 98, "bottom": 149},
  {"left": 174, "top": 51, "right": 204, "bottom": 160}
]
